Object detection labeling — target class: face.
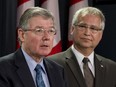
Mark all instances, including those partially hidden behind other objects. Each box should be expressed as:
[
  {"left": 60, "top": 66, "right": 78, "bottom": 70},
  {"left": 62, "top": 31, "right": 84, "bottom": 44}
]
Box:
[
  {"left": 18, "top": 16, "right": 55, "bottom": 59},
  {"left": 71, "top": 14, "right": 103, "bottom": 51}
]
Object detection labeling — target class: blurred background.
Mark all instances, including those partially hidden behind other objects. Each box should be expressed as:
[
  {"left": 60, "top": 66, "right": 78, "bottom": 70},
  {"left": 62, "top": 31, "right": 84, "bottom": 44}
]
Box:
[{"left": 0, "top": 0, "right": 116, "bottom": 62}]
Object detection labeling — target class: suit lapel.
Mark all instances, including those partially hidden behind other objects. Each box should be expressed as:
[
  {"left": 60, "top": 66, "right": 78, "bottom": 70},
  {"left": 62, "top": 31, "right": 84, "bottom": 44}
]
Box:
[
  {"left": 64, "top": 48, "right": 106, "bottom": 87},
  {"left": 65, "top": 48, "right": 86, "bottom": 87},
  {"left": 43, "top": 59, "right": 59, "bottom": 87},
  {"left": 94, "top": 54, "right": 105, "bottom": 87},
  {"left": 15, "top": 48, "right": 36, "bottom": 87}
]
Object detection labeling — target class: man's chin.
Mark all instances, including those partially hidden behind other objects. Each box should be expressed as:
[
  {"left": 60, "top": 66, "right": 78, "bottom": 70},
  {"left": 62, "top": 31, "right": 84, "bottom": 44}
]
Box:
[{"left": 40, "top": 51, "right": 51, "bottom": 56}]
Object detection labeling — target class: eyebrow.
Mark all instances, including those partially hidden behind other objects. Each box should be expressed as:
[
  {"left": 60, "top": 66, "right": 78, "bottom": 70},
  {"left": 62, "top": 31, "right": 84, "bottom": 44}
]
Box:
[
  {"left": 34, "top": 26, "right": 55, "bottom": 29},
  {"left": 78, "top": 23, "right": 100, "bottom": 28}
]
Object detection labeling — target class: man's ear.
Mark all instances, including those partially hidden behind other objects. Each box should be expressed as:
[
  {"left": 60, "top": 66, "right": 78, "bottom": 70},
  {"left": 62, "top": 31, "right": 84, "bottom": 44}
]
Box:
[
  {"left": 70, "top": 26, "right": 75, "bottom": 35},
  {"left": 18, "top": 28, "right": 25, "bottom": 42}
]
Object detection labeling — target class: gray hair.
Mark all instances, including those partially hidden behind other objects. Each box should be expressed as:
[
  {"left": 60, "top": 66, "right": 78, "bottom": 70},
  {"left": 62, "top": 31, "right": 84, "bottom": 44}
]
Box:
[
  {"left": 18, "top": 7, "right": 54, "bottom": 30},
  {"left": 72, "top": 7, "right": 105, "bottom": 30}
]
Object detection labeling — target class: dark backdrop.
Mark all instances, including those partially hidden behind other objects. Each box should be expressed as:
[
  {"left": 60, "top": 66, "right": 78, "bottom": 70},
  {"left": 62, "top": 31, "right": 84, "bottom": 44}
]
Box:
[
  {"left": 0, "top": 0, "right": 17, "bottom": 56},
  {"left": 0, "top": 0, "right": 116, "bottom": 62},
  {"left": 94, "top": 3, "right": 116, "bottom": 61}
]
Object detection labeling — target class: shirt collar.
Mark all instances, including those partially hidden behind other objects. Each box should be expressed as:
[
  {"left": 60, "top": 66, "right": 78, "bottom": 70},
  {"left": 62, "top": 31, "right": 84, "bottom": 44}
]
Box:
[
  {"left": 21, "top": 48, "right": 46, "bottom": 74},
  {"left": 71, "top": 45, "right": 94, "bottom": 66}
]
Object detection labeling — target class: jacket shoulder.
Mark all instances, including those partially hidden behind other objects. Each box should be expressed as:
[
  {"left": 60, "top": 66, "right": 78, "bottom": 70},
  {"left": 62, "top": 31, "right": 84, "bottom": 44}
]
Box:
[{"left": 96, "top": 54, "right": 116, "bottom": 67}]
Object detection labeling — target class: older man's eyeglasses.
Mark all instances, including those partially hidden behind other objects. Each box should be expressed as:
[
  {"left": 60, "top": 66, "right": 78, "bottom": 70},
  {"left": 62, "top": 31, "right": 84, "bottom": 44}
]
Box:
[
  {"left": 75, "top": 23, "right": 102, "bottom": 33},
  {"left": 24, "top": 28, "right": 56, "bottom": 36}
]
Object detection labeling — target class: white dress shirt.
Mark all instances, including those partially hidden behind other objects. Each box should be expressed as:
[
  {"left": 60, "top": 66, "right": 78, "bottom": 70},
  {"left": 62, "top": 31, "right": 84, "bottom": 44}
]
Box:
[{"left": 71, "top": 45, "right": 95, "bottom": 77}]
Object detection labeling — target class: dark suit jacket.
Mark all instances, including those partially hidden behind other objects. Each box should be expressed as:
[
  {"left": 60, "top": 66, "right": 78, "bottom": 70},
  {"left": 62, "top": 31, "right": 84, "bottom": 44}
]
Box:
[
  {"left": 48, "top": 47, "right": 116, "bottom": 87},
  {"left": 0, "top": 48, "right": 68, "bottom": 87}
]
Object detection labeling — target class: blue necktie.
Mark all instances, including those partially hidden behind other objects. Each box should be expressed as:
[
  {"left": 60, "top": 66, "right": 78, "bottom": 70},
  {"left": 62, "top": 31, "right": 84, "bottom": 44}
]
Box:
[{"left": 35, "top": 64, "right": 46, "bottom": 87}]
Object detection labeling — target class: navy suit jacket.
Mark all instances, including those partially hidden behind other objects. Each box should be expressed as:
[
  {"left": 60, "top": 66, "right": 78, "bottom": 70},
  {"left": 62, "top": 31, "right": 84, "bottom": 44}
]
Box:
[
  {"left": 48, "top": 47, "right": 116, "bottom": 87},
  {"left": 0, "top": 48, "right": 68, "bottom": 87}
]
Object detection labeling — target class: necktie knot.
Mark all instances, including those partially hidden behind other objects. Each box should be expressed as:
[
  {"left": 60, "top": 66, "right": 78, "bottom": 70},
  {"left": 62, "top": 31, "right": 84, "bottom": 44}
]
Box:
[
  {"left": 35, "top": 64, "right": 42, "bottom": 73},
  {"left": 83, "top": 58, "right": 89, "bottom": 64}
]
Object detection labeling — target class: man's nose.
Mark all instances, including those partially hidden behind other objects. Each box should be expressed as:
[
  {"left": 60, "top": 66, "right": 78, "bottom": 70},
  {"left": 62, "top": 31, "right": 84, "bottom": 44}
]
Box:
[{"left": 84, "top": 27, "right": 92, "bottom": 35}]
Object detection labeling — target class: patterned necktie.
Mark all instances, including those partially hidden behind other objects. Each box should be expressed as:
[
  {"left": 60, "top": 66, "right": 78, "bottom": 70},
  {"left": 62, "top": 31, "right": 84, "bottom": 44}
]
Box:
[
  {"left": 35, "top": 64, "right": 46, "bottom": 87},
  {"left": 83, "top": 58, "right": 94, "bottom": 87}
]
